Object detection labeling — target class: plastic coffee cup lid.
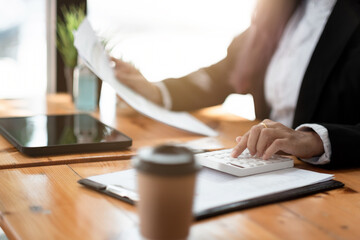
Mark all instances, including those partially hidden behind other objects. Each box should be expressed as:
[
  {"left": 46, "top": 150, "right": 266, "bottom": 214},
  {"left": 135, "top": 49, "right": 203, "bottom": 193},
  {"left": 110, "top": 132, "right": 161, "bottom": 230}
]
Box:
[{"left": 132, "top": 145, "right": 201, "bottom": 176}]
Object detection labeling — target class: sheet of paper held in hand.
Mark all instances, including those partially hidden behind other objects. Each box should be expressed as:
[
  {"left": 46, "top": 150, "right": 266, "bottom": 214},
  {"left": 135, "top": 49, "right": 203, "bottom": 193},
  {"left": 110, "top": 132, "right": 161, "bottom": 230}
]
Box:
[
  {"left": 74, "top": 18, "right": 218, "bottom": 137},
  {"left": 86, "top": 167, "right": 333, "bottom": 214}
]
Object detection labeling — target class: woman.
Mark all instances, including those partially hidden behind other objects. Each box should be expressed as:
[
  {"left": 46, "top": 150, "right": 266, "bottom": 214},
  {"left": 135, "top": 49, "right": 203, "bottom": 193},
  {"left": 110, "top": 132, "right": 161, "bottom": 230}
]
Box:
[{"left": 113, "top": 0, "right": 360, "bottom": 168}]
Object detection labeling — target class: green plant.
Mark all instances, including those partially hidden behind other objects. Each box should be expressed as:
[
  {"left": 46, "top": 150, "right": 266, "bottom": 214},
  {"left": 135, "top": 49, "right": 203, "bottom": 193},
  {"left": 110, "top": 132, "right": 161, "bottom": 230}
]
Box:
[{"left": 56, "top": 4, "right": 85, "bottom": 68}]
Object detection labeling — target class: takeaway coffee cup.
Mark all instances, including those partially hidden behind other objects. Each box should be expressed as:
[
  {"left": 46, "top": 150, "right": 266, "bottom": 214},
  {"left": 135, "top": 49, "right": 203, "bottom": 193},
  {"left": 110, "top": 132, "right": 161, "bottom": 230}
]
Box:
[{"left": 132, "top": 145, "right": 200, "bottom": 240}]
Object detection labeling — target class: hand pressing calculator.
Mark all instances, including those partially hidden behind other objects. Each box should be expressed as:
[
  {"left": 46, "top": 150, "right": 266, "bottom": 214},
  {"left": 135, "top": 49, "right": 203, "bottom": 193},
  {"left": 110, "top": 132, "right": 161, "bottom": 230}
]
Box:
[{"left": 195, "top": 149, "right": 294, "bottom": 177}]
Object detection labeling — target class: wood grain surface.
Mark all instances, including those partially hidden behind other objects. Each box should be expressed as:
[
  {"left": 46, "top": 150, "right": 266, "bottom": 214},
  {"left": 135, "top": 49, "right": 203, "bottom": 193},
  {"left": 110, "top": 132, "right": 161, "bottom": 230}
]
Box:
[
  {"left": 0, "top": 94, "right": 247, "bottom": 169},
  {"left": 0, "top": 159, "right": 359, "bottom": 240},
  {"left": 1, "top": 94, "right": 360, "bottom": 239}
]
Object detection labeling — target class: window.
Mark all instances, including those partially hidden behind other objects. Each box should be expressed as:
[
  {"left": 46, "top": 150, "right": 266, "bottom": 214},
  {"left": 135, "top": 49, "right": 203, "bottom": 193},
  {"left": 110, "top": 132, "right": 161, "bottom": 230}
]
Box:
[
  {"left": 87, "top": 0, "right": 256, "bottom": 81},
  {"left": 0, "top": 0, "right": 47, "bottom": 98}
]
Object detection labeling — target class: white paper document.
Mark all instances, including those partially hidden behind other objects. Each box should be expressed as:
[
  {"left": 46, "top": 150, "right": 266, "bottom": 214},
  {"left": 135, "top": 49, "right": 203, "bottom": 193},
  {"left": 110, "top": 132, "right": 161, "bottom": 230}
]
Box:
[
  {"left": 74, "top": 18, "right": 218, "bottom": 136},
  {"left": 87, "top": 167, "right": 333, "bottom": 214}
]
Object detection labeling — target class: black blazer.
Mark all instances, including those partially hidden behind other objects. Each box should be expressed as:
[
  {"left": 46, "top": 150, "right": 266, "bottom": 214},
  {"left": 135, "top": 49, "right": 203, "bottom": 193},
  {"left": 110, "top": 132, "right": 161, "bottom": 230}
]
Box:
[
  {"left": 293, "top": 0, "right": 360, "bottom": 167},
  {"left": 163, "top": 0, "right": 360, "bottom": 167}
]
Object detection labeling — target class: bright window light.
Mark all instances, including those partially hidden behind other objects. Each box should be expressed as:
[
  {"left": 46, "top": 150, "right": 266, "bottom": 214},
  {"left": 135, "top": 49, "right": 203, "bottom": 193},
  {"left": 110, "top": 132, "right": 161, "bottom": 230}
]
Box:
[
  {"left": 88, "top": 0, "right": 256, "bottom": 81},
  {"left": 88, "top": 0, "right": 257, "bottom": 119},
  {"left": 0, "top": 0, "right": 47, "bottom": 99}
]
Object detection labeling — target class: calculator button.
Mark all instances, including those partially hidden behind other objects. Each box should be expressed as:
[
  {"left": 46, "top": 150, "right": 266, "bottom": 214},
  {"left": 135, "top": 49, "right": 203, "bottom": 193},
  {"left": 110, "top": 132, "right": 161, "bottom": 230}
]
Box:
[{"left": 196, "top": 148, "right": 294, "bottom": 177}]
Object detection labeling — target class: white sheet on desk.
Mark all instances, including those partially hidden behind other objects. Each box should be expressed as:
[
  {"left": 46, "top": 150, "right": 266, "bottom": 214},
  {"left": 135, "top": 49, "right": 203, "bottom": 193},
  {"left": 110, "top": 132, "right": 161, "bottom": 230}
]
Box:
[
  {"left": 176, "top": 137, "right": 225, "bottom": 151},
  {"left": 87, "top": 167, "right": 333, "bottom": 214},
  {"left": 73, "top": 18, "right": 217, "bottom": 137}
]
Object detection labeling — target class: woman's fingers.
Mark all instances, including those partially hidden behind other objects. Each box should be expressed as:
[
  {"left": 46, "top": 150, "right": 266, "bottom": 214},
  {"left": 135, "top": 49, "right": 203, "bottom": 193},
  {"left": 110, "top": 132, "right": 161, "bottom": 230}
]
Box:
[
  {"left": 231, "top": 120, "right": 290, "bottom": 159},
  {"left": 231, "top": 120, "right": 325, "bottom": 160},
  {"left": 231, "top": 132, "right": 249, "bottom": 158},
  {"left": 111, "top": 57, "right": 137, "bottom": 74},
  {"left": 247, "top": 124, "right": 264, "bottom": 155},
  {"left": 262, "top": 139, "right": 286, "bottom": 159},
  {"left": 255, "top": 128, "right": 273, "bottom": 157}
]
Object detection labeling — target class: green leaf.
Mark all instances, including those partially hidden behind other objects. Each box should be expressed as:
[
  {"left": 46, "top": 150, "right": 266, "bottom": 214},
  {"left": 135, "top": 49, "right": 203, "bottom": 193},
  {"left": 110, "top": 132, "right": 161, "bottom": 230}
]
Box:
[{"left": 56, "top": 4, "right": 85, "bottom": 68}]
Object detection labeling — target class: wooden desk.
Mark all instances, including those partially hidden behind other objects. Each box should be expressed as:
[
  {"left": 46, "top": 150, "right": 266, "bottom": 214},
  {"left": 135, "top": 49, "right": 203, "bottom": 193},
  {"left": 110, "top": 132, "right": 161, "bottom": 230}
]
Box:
[
  {"left": 1, "top": 160, "right": 360, "bottom": 239},
  {"left": 1, "top": 94, "right": 360, "bottom": 239},
  {"left": 0, "top": 94, "right": 133, "bottom": 169},
  {"left": 0, "top": 94, "right": 242, "bottom": 169}
]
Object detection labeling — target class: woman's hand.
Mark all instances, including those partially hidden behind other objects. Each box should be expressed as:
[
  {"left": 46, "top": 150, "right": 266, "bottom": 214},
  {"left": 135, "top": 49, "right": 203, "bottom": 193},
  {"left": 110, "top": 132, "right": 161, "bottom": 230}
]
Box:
[
  {"left": 111, "top": 57, "right": 163, "bottom": 105},
  {"left": 231, "top": 119, "right": 325, "bottom": 159}
]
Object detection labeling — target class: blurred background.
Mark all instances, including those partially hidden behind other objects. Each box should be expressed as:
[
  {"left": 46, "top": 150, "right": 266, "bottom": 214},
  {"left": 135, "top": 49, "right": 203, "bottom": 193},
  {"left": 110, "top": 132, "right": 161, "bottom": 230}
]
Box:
[
  {"left": 0, "top": 0, "right": 46, "bottom": 98},
  {"left": 0, "top": 0, "right": 256, "bottom": 118}
]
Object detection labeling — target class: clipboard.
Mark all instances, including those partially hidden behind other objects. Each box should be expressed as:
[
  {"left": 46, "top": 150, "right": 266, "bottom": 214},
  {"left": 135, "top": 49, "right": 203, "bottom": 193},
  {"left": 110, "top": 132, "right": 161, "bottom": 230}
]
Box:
[
  {"left": 78, "top": 168, "right": 344, "bottom": 221},
  {"left": 193, "top": 179, "right": 343, "bottom": 220}
]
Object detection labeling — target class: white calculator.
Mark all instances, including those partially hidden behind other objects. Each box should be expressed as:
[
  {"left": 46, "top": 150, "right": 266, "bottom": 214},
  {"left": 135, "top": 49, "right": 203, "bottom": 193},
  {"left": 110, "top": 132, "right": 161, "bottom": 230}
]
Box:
[{"left": 196, "top": 149, "right": 294, "bottom": 177}]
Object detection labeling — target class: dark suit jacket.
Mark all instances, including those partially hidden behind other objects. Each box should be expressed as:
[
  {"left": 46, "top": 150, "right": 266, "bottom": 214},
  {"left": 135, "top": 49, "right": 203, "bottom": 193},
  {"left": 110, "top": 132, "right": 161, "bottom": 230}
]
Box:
[{"left": 163, "top": 0, "right": 360, "bottom": 167}]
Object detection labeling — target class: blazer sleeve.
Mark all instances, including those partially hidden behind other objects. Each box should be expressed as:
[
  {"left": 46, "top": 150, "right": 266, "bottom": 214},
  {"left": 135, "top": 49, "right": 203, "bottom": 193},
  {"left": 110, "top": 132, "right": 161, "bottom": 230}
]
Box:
[
  {"left": 321, "top": 123, "right": 360, "bottom": 168},
  {"left": 161, "top": 34, "right": 245, "bottom": 111}
]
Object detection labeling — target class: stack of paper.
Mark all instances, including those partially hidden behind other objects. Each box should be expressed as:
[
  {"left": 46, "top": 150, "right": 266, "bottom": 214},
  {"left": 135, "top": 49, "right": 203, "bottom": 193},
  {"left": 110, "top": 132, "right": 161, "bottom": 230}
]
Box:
[{"left": 84, "top": 167, "right": 334, "bottom": 215}]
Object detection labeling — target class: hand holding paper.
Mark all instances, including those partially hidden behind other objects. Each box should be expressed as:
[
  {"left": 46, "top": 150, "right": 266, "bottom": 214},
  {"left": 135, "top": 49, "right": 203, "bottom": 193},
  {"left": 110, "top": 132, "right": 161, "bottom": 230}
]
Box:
[{"left": 74, "top": 18, "right": 218, "bottom": 136}]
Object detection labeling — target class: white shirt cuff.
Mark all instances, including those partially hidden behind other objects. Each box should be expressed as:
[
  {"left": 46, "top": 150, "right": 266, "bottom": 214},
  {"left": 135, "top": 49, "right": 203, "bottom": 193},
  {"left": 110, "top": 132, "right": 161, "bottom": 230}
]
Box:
[
  {"left": 154, "top": 81, "right": 172, "bottom": 110},
  {"left": 295, "top": 123, "right": 331, "bottom": 165}
]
